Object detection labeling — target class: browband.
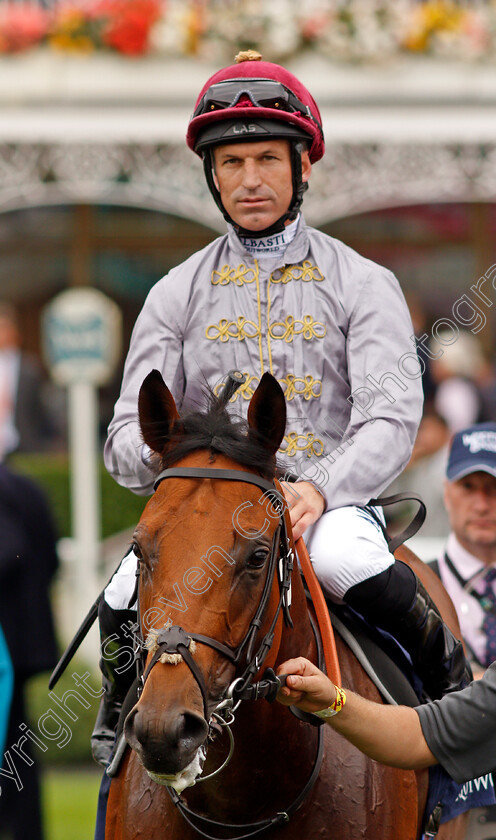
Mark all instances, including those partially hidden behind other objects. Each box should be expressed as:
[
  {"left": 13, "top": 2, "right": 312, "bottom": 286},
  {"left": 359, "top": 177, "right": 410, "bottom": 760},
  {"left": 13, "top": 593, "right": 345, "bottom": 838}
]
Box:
[{"left": 154, "top": 467, "right": 279, "bottom": 497}]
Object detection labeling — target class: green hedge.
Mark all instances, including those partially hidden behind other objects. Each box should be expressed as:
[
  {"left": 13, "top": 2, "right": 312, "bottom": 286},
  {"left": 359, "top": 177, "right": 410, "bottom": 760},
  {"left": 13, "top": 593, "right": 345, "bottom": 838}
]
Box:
[
  {"left": 9, "top": 453, "right": 146, "bottom": 539},
  {"left": 26, "top": 666, "right": 99, "bottom": 766}
]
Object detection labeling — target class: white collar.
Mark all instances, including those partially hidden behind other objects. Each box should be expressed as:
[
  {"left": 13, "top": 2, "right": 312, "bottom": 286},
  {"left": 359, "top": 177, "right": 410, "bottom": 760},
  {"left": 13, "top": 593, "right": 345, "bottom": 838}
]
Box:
[
  {"left": 446, "top": 532, "right": 494, "bottom": 585},
  {"left": 238, "top": 215, "right": 300, "bottom": 256}
]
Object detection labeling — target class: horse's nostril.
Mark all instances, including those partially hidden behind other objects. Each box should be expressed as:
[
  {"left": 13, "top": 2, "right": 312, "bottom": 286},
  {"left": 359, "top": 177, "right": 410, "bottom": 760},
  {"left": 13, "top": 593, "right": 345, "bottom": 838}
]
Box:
[
  {"left": 126, "top": 706, "right": 208, "bottom": 776},
  {"left": 179, "top": 711, "right": 209, "bottom": 749},
  {"left": 126, "top": 706, "right": 208, "bottom": 755}
]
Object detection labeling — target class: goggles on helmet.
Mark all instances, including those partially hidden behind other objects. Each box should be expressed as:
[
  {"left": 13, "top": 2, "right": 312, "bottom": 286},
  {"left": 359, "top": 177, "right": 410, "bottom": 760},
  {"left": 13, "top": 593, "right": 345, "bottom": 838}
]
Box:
[{"left": 193, "top": 78, "right": 319, "bottom": 125}]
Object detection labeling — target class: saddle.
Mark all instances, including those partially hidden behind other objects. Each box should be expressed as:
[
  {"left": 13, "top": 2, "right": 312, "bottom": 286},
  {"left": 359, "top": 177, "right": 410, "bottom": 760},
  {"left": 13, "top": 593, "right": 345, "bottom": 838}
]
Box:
[{"left": 295, "top": 522, "right": 421, "bottom": 707}]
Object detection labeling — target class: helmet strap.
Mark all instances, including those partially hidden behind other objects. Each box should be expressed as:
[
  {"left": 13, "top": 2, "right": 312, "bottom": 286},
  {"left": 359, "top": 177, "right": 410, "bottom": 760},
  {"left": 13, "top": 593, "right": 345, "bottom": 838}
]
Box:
[{"left": 203, "top": 141, "right": 308, "bottom": 239}]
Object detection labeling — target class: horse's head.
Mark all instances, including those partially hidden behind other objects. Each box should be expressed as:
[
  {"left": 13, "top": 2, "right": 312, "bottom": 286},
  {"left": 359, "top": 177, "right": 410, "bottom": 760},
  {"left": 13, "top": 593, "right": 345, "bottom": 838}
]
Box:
[{"left": 124, "top": 370, "right": 290, "bottom": 791}]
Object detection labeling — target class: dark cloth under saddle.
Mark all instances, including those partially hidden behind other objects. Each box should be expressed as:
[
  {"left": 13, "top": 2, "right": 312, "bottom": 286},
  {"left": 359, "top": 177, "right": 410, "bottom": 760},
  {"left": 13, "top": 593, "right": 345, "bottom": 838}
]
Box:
[{"left": 325, "top": 598, "right": 421, "bottom": 707}]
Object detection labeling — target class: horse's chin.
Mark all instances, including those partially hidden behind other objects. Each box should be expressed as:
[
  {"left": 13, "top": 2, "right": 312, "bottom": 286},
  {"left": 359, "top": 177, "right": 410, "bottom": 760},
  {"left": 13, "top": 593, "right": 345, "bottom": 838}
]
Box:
[{"left": 145, "top": 745, "right": 206, "bottom": 793}]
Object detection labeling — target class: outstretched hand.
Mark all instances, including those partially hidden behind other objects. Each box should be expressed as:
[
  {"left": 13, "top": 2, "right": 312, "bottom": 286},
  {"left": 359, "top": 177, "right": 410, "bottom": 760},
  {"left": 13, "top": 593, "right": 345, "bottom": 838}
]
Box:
[
  {"left": 280, "top": 481, "right": 325, "bottom": 541},
  {"left": 276, "top": 657, "right": 336, "bottom": 714},
  {"left": 276, "top": 657, "right": 437, "bottom": 772}
]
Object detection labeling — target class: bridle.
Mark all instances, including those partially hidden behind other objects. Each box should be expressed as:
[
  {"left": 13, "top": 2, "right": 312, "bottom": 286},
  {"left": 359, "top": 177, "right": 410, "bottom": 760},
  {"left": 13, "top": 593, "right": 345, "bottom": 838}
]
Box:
[
  {"left": 137, "top": 468, "right": 294, "bottom": 703},
  {"left": 132, "top": 465, "right": 324, "bottom": 840}
]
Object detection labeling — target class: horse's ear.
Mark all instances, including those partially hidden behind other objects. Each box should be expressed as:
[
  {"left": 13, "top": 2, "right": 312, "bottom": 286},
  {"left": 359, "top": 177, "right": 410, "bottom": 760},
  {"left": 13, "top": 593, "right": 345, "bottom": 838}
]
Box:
[
  {"left": 138, "top": 370, "right": 181, "bottom": 455},
  {"left": 247, "top": 373, "right": 286, "bottom": 455}
]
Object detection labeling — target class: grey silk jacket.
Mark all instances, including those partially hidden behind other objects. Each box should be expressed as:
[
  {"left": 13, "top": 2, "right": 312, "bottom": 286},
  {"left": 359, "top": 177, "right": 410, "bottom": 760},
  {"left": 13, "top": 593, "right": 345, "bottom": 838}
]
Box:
[{"left": 104, "top": 217, "right": 423, "bottom": 508}]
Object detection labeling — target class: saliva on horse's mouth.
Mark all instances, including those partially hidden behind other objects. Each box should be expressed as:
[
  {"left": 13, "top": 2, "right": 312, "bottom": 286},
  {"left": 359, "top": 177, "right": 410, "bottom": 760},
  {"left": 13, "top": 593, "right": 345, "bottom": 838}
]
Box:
[{"left": 146, "top": 745, "right": 207, "bottom": 793}]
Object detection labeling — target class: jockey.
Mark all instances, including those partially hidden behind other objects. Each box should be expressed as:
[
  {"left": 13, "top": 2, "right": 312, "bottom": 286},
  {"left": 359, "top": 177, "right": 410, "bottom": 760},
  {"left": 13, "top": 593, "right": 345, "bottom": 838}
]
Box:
[{"left": 93, "top": 52, "right": 471, "bottom": 766}]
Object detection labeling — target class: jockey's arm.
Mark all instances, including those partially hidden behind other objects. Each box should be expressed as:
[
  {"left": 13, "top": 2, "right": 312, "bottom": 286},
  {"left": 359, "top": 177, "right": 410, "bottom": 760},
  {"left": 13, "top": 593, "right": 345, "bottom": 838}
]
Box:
[{"left": 276, "top": 657, "right": 437, "bottom": 770}]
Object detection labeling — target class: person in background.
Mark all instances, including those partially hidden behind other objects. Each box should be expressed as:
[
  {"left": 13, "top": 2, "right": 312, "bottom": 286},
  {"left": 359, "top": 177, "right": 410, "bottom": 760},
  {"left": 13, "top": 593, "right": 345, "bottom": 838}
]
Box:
[
  {"left": 0, "top": 460, "right": 59, "bottom": 840},
  {"left": 430, "top": 422, "right": 496, "bottom": 679},
  {"left": 386, "top": 410, "right": 451, "bottom": 539},
  {"left": 0, "top": 624, "right": 13, "bottom": 759},
  {"left": 0, "top": 302, "right": 60, "bottom": 456},
  {"left": 405, "top": 292, "right": 436, "bottom": 407},
  {"left": 429, "top": 329, "right": 484, "bottom": 434}
]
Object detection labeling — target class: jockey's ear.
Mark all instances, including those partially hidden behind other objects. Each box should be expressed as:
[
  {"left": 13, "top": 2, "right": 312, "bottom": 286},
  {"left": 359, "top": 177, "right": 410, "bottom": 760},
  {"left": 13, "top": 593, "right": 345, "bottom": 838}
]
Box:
[
  {"left": 138, "top": 369, "right": 181, "bottom": 455},
  {"left": 247, "top": 372, "right": 286, "bottom": 455}
]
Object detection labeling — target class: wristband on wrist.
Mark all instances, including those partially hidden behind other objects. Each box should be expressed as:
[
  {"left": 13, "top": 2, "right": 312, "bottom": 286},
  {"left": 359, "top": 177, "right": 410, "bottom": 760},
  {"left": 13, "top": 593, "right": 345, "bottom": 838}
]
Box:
[{"left": 313, "top": 685, "right": 346, "bottom": 720}]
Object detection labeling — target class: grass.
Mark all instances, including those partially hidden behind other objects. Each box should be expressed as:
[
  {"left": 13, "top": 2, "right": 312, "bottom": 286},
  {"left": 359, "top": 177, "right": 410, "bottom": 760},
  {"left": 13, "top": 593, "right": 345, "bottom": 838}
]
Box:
[
  {"left": 42, "top": 766, "right": 102, "bottom": 840},
  {"left": 9, "top": 453, "right": 147, "bottom": 539}
]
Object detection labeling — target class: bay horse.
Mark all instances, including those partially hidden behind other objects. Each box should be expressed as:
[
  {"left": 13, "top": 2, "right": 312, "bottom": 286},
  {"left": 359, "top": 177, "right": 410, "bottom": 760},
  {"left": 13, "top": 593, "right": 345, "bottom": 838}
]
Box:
[{"left": 105, "top": 370, "right": 468, "bottom": 840}]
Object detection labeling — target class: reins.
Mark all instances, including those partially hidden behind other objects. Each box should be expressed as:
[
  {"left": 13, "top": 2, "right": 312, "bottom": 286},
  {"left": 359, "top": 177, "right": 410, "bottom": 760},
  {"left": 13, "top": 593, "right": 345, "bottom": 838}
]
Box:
[{"left": 294, "top": 535, "right": 341, "bottom": 686}]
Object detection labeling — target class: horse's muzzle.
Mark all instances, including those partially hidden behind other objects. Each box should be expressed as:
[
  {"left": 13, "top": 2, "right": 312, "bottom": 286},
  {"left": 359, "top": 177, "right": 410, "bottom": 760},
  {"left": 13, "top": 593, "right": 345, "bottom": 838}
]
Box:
[{"left": 124, "top": 704, "right": 209, "bottom": 776}]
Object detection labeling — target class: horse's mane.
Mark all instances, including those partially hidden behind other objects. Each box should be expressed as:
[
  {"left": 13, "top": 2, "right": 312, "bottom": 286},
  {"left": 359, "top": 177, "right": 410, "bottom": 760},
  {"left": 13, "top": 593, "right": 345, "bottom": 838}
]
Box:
[{"left": 157, "top": 390, "right": 277, "bottom": 481}]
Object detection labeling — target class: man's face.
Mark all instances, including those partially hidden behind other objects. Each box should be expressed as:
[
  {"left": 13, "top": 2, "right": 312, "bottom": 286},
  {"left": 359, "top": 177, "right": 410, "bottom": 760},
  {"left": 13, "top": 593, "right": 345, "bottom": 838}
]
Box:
[
  {"left": 212, "top": 139, "right": 311, "bottom": 232},
  {"left": 444, "top": 471, "right": 496, "bottom": 556}
]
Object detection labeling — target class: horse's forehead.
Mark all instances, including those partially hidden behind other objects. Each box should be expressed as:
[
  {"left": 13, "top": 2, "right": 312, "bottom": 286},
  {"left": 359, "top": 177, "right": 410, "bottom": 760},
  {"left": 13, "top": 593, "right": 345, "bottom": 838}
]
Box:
[
  {"left": 150, "top": 472, "right": 267, "bottom": 509},
  {"left": 139, "top": 475, "right": 269, "bottom": 536}
]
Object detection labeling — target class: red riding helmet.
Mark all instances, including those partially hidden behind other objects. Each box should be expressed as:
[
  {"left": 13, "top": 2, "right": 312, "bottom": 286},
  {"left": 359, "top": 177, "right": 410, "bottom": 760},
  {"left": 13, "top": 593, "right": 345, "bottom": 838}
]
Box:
[
  {"left": 187, "top": 54, "right": 324, "bottom": 164},
  {"left": 186, "top": 53, "right": 325, "bottom": 237}
]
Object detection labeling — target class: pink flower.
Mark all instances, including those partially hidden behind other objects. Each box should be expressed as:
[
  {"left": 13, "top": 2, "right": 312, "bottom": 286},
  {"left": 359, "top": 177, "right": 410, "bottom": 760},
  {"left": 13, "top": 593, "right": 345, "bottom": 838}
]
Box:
[{"left": 0, "top": 4, "right": 48, "bottom": 53}]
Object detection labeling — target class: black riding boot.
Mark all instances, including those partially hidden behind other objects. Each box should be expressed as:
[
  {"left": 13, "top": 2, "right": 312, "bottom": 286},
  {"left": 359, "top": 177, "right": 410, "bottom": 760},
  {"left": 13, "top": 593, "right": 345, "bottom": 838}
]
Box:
[
  {"left": 345, "top": 560, "right": 472, "bottom": 701},
  {"left": 91, "top": 599, "right": 138, "bottom": 767}
]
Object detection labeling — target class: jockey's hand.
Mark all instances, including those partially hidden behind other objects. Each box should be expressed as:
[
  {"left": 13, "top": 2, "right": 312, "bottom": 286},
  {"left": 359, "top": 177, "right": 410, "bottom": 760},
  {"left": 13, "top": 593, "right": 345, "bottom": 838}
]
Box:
[
  {"left": 280, "top": 480, "right": 325, "bottom": 541},
  {"left": 276, "top": 657, "right": 336, "bottom": 714}
]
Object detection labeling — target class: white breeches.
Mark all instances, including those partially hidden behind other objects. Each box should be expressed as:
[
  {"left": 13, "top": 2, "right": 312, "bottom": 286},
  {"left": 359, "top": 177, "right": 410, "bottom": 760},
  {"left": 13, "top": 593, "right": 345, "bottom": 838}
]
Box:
[
  {"left": 104, "top": 505, "right": 394, "bottom": 611},
  {"left": 304, "top": 505, "right": 393, "bottom": 602}
]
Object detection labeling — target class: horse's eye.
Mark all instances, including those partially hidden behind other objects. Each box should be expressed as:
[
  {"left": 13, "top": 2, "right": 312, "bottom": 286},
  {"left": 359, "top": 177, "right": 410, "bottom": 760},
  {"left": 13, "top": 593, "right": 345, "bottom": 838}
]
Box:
[
  {"left": 248, "top": 548, "right": 270, "bottom": 568},
  {"left": 132, "top": 541, "right": 144, "bottom": 562}
]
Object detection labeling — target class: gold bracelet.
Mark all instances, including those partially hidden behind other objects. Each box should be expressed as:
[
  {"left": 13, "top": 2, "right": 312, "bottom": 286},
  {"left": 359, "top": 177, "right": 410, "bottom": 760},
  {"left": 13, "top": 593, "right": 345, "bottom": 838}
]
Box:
[{"left": 313, "top": 686, "right": 347, "bottom": 719}]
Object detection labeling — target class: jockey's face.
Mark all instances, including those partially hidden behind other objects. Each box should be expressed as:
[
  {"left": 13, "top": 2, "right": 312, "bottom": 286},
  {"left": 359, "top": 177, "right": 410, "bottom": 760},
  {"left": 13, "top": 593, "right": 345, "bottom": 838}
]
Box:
[
  {"left": 444, "top": 471, "right": 496, "bottom": 559},
  {"left": 212, "top": 139, "right": 311, "bottom": 232}
]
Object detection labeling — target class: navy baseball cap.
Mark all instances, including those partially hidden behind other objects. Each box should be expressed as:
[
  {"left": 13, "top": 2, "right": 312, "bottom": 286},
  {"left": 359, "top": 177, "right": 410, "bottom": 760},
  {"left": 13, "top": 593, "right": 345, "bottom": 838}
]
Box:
[{"left": 447, "top": 422, "right": 496, "bottom": 482}]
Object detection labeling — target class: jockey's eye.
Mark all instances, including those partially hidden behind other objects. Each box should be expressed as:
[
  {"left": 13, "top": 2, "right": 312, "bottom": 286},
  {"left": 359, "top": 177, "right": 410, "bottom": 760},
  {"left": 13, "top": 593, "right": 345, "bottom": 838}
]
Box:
[{"left": 248, "top": 547, "right": 270, "bottom": 569}]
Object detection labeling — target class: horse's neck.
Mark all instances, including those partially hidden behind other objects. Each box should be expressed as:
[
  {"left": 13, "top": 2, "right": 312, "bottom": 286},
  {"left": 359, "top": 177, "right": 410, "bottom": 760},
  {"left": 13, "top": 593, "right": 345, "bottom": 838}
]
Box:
[{"left": 186, "top": 557, "right": 319, "bottom": 820}]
